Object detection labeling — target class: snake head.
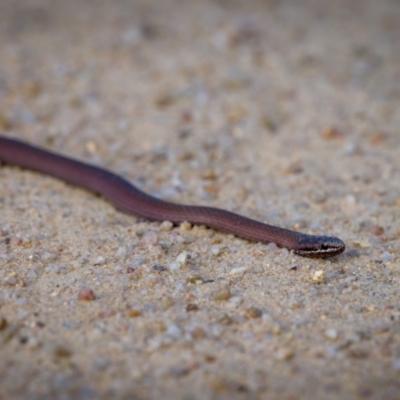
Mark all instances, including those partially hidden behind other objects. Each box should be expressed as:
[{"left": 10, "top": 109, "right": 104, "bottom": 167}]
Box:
[{"left": 294, "top": 235, "right": 345, "bottom": 259}]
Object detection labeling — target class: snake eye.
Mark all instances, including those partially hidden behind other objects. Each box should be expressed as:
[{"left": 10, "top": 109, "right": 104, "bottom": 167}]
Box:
[{"left": 320, "top": 244, "right": 329, "bottom": 251}]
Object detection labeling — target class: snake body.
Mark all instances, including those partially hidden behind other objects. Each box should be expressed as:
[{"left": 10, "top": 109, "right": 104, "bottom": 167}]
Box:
[{"left": 0, "top": 136, "right": 345, "bottom": 258}]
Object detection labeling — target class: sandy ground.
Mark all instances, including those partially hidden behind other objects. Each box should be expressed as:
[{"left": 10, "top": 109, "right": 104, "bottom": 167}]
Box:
[{"left": 0, "top": 0, "right": 400, "bottom": 399}]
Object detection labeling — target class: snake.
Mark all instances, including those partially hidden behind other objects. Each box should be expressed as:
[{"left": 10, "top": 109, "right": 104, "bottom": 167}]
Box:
[{"left": 0, "top": 136, "right": 345, "bottom": 258}]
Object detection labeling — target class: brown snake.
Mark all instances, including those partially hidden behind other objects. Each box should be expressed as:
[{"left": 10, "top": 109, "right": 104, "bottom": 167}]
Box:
[{"left": 0, "top": 136, "right": 345, "bottom": 258}]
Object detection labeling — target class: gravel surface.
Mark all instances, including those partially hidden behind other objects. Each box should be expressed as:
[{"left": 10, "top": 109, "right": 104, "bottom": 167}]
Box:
[{"left": 0, "top": 1, "right": 400, "bottom": 399}]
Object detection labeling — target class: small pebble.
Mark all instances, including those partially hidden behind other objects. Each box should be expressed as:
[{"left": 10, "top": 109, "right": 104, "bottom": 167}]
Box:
[
  {"left": 168, "top": 262, "right": 181, "bottom": 271},
  {"left": 353, "top": 238, "right": 370, "bottom": 249},
  {"left": 345, "top": 194, "right": 356, "bottom": 205},
  {"left": 347, "top": 346, "right": 368, "bottom": 359},
  {"left": 153, "top": 265, "right": 167, "bottom": 272},
  {"left": 175, "top": 282, "right": 188, "bottom": 292},
  {"left": 285, "top": 160, "right": 303, "bottom": 174},
  {"left": 41, "top": 251, "right": 57, "bottom": 262},
  {"left": 166, "top": 323, "right": 182, "bottom": 339},
  {"left": 272, "top": 323, "right": 282, "bottom": 335},
  {"left": 129, "top": 271, "right": 141, "bottom": 282},
  {"left": 372, "top": 226, "right": 384, "bottom": 236},
  {"left": 128, "top": 308, "right": 142, "bottom": 318},
  {"left": 161, "top": 296, "right": 175, "bottom": 309},
  {"left": 50, "top": 344, "right": 73, "bottom": 358},
  {"left": 226, "top": 296, "right": 243, "bottom": 308},
  {"left": 94, "top": 357, "right": 111, "bottom": 371},
  {"left": 218, "top": 313, "right": 234, "bottom": 325},
  {"left": 324, "top": 328, "right": 338, "bottom": 340},
  {"left": 26, "top": 336, "right": 40, "bottom": 350},
  {"left": 201, "top": 169, "right": 218, "bottom": 180},
  {"left": 26, "top": 269, "right": 37, "bottom": 279},
  {"left": 140, "top": 231, "right": 158, "bottom": 246},
  {"left": 1, "top": 324, "right": 20, "bottom": 342},
  {"left": 180, "top": 221, "right": 191, "bottom": 231},
  {"left": 70, "top": 258, "right": 86, "bottom": 269},
  {"left": 155, "top": 92, "right": 177, "bottom": 108},
  {"left": 312, "top": 270, "right": 326, "bottom": 284},
  {"left": 170, "top": 366, "right": 190, "bottom": 377},
  {"left": 209, "top": 376, "right": 233, "bottom": 393},
  {"left": 320, "top": 126, "right": 344, "bottom": 140},
  {"left": 78, "top": 287, "right": 96, "bottom": 301},
  {"left": 211, "top": 246, "right": 221, "bottom": 256},
  {"left": 93, "top": 256, "right": 105, "bottom": 265},
  {"left": 0, "top": 254, "right": 10, "bottom": 263},
  {"left": 187, "top": 275, "right": 204, "bottom": 284},
  {"left": 312, "top": 192, "right": 327, "bottom": 203},
  {"left": 4, "top": 276, "right": 25, "bottom": 287},
  {"left": 176, "top": 251, "right": 190, "bottom": 267},
  {"left": 228, "top": 267, "right": 247, "bottom": 277},
  {"left": 211, "top": 286, "right": 231, "bottom": 301},
  {"left": 85, "top": 141, "right": 98, "bottom": 154},
  {"left": 244, "top": 306, "right": 262, "bottom": 319},
  {"left": 46, "top": 264, "right": 69, "bottom": 274},
  {"left": 160, "top": 221, "right": 173, "bottom": 231},
  {"left": 10, "top": 237, "right": 22, "bottom": 247},
  {"left": 266, "top": 242, "right": 278, "bottom": 252},
  {"left": 0, "top": 111, "right": 12, "bottom": 130},
  {"left": 392, "top": 359, "right": 400, "bottom": 370},
  {"left": 191, "top": 327, "right": 206, "bottom": 340},
  {"left": 288, "top": 296, "right": 302, "bottom": 309},
  {"left": 381, "top": 251, "right": 395, "bottom": 262},
  {"left": 115, "top": 265, "right": 124, "bottom": 273},
  {"left": 131, "top": 258, "right": 145, "bottom": 266},
  {"left": 186, "top": 303, "right": 199, "bottom": 312},
  {"left": 0, "top": 316, "right": 8, "bottom": 330},
  {"left": 115, "top": 247, "right": 127, "bottom": 260},
  {"left": 274, "top": 347, "right": 294, "bottom": 361}
]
